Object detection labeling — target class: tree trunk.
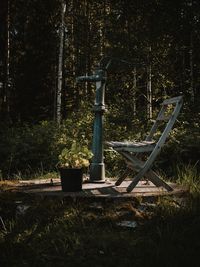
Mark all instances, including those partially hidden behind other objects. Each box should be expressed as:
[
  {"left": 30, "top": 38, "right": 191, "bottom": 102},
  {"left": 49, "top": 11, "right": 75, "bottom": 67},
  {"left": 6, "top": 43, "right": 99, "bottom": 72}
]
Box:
[
  {"left": 56, "top": 0, "right": 66, "bottom": 124},
  {"left": 133, "top": 67, "right": 137, "bottom": 117},
  {"left": 1, "top": 0, "right": 11, "bottom": 121},
  {"left": 189, "top": 32, "right": 194, "bottom": 102},
  {"left": 147, "top": 47, "right": 152, "bottom": 119}
]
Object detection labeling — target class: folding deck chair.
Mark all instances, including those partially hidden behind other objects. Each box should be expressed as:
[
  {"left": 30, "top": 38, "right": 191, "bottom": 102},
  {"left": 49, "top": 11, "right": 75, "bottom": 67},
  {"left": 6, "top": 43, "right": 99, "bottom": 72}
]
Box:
[{"left": 106, "top": 96, "right": 183, "bottom": 193}]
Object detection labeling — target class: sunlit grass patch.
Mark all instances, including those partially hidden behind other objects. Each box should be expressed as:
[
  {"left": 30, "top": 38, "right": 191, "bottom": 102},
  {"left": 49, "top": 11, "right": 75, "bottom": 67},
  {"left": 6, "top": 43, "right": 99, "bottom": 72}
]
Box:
[{"left": 177, "top": 162, "right": 200, "bottom": 194}]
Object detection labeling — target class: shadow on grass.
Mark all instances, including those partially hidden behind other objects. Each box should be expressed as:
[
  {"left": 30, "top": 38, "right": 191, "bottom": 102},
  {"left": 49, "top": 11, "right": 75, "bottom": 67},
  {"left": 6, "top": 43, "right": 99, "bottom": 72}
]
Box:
[{"left": 0, "top": 192, "right": 200, "bottom": 267}]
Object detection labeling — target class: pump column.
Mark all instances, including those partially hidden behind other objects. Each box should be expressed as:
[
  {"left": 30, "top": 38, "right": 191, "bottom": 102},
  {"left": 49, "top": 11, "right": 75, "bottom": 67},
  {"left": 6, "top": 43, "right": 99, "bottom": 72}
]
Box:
[{"left": 89, "top": 68, "right": 106, "bottom": 182}]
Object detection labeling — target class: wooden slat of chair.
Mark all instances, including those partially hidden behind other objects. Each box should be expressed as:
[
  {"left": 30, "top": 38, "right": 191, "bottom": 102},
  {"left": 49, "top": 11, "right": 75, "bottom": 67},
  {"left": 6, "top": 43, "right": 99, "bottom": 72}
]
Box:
[{"left": 106, "top": 141, "right": 155, "bottom": 153}]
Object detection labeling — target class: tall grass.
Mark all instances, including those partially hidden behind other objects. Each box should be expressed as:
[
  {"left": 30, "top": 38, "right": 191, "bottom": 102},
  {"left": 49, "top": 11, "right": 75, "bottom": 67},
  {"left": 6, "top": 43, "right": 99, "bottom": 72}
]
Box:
[{"left": 176, "top": 162, "right": 200, "bottom": 194}]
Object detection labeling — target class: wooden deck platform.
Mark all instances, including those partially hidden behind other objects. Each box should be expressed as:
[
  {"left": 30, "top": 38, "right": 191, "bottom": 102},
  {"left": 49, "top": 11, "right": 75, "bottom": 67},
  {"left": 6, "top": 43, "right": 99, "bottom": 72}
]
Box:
[{"left": 14, "top": 178, "right": 187, "bottom": 200}]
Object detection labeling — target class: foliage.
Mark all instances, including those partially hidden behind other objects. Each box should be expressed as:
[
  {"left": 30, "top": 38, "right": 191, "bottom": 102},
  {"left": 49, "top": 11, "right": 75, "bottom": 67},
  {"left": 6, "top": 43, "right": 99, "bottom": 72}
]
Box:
[
  {"left": 57, "top": 141, "right": 93, "bottom": 168},
  {"left": 0, "top": 114, "right": 93, "bottom": 178},
  {"left": 156, "top": 118, "right": 200, "bottom": 175},
  {"left": 0, "top": 121, "right": 58, "bottom": 178}
]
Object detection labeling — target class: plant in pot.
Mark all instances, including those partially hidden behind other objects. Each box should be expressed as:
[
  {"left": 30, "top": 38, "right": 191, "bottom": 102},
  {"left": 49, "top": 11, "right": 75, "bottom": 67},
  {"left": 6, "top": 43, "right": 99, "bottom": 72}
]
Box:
[{"left": 57, "top": 142, "right": 93, "bottom": 192}]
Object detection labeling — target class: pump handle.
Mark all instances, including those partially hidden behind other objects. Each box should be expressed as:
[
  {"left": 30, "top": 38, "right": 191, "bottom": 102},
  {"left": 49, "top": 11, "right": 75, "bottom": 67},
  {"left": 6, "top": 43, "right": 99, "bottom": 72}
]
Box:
[{"left": 76, "top": 74, "right": 105, "bottom": 83}]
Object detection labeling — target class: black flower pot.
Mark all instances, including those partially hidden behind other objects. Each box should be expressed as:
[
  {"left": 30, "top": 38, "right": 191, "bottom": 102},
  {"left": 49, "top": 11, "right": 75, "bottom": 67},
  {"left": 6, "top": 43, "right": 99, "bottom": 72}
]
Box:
[{"left": 59, "top": 168, "right": 83, "bottom": 192}]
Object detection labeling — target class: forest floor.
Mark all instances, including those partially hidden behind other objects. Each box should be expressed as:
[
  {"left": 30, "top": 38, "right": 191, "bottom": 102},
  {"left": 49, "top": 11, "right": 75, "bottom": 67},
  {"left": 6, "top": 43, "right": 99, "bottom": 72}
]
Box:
[{"left": 0, "top": 178, "right": 200, "bottom": 267}]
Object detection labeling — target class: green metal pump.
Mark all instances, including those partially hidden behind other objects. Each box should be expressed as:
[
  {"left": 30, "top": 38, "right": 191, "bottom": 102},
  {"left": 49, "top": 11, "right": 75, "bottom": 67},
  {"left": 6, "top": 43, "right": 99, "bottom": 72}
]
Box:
[
  {"left": 76, "top": 63, "right": 107, "bottom": 182},
  {"left": 76, "top": 57, "right": 141, "bottom": 182}
]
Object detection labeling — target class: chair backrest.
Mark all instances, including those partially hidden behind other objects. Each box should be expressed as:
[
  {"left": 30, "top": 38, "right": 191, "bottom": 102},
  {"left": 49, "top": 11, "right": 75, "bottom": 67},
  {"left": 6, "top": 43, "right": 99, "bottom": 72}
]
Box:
[{"left": 145, "top": 96, "right": 183, "bottom": 148}]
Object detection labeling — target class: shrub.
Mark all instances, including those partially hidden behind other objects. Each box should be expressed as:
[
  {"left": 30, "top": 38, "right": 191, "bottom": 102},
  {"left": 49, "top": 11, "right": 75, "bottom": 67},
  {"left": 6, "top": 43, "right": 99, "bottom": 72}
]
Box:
[
  {"left": 0, "top": 122, "right": 58, "bottom": 178},
  {"left": 0, "top": 117, "right": 93, "bottom": 178}
]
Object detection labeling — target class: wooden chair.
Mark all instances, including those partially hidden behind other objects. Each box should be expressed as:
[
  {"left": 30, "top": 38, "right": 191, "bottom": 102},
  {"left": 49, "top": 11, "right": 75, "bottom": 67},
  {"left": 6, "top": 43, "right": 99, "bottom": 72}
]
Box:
[{"left": 106, "top": 96, "right": 183, "bottom": 193}]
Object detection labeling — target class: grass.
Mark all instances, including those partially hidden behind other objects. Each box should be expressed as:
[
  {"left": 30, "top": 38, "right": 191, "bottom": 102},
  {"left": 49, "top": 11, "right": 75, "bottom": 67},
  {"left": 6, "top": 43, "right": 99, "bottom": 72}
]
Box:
[
  {"left": 0, "top": 164, "right": 200, "bottom": 267},
  {"left": 12, "top": 171, "right": 59, "bottom": 181},
  {"left": 176, "top": 162, "right": 200, "bottom": 194}
]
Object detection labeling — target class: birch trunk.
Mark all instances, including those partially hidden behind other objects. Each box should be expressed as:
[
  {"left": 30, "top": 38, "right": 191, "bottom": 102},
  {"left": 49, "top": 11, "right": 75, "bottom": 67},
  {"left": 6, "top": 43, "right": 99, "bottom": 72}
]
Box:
[
  {"left": 147, "top": 47, "right": 152, "bottom": 119},
  {"left": 2, "top": 0, "right": 11, "bottom": 120},
  {"left": 133, "top": 67, "right": 137, "bottom": 117},
  {"left": 56, "top": 1, "right": 66, "bottom": 124}
]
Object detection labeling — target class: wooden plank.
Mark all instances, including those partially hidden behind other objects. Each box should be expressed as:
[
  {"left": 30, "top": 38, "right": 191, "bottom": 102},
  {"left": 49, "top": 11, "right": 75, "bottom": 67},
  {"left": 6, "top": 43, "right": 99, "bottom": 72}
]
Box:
[
  {"left": 115, "top": 146, "right": 154, "bottom": 153},
  {"left": 106, "top": 141, "right": 155, "bottom": 147}
]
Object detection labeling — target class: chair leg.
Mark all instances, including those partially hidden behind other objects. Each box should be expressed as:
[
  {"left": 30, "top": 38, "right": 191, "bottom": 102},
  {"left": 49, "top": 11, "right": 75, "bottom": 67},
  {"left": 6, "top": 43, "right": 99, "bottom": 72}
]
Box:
[
  {"left": 115, "top": 168, "right": 131, "bottom": 186},
  {"left": 127, "top": 170, "right": 144, "bottom": 192},
  {"left": 125, "top": 162, "right": 173, "bottom": 191},
  {"left": 114, "top": 150, "right": 173, "bottom": 192},
  {"left": 127, "top": 168, "right": 173, "bottom": 193},
  {"left": 146, "top": 170, "right": 173, "bottom": 191}
]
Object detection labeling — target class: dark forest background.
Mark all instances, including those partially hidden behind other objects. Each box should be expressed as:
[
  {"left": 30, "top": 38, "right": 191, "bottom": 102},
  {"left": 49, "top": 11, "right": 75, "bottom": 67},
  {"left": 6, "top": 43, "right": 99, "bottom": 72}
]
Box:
[{"left": 0, "top": 0, "right": 199, "bottom": 178}]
